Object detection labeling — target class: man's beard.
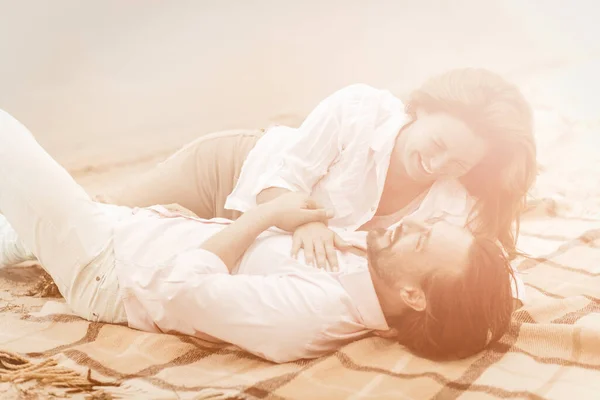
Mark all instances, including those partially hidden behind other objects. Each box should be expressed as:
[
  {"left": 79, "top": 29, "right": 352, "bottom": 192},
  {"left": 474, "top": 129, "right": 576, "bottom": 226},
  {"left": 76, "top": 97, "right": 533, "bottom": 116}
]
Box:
[{"left": 366, "top": 229, "right": 398, "bottom": 282}]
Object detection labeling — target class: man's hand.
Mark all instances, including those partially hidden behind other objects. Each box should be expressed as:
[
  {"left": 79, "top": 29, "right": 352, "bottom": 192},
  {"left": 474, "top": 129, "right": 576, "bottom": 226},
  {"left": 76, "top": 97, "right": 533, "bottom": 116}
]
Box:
[
  {"left": 291, "top": 221, "right": 352, "bottom": 271},
  {"left": 261, "top": 192, "right": 334, "bottom": 232}
]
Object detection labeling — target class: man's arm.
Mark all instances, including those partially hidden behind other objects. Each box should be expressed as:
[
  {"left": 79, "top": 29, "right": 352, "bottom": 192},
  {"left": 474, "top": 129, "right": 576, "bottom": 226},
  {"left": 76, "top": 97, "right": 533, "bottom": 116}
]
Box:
[
  {"left": 154, "top": 263, "right": 349, "bottom": 362},
  {"left": 200, "top": 192, "right": 332, "bottom": 272},
  {"left": 199, "top": 205, "right": 273, "bottom": 272}
]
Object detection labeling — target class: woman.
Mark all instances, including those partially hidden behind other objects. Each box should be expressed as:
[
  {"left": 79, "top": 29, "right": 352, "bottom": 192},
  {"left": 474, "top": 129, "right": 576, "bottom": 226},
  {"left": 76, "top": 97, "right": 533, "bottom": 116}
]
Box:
[
  {"left": 104, "top": 68, "right": 535, "bottom": 261},
  {"left": 3, "top": 68, "right": 536, "bottom": 301}
]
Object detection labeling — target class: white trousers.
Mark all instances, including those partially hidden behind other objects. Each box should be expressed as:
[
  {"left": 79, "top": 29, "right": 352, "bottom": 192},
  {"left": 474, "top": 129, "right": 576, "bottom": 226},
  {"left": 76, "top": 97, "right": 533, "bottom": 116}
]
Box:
[{"left": 0, "top": 109, "right": 127, "bottom": 323}]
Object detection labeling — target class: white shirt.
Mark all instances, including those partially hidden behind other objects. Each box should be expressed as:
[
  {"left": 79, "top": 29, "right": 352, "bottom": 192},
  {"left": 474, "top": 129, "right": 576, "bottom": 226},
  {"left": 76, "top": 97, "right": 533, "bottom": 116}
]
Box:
[
  {"left": 113, "top": 206, "right": 389, "bottom": 363},
  {"left": 225, "top": 84, "right": 525, "bottom": 300},
  {"left": 225, "top": 84, "right": 406, "bottom": 230}
]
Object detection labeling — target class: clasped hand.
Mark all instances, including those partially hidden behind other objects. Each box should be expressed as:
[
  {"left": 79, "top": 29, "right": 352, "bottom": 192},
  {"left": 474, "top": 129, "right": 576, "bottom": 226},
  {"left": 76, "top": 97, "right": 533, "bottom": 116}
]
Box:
[{"left": 262, "top": 192, "right": 353, "bottom": 271}]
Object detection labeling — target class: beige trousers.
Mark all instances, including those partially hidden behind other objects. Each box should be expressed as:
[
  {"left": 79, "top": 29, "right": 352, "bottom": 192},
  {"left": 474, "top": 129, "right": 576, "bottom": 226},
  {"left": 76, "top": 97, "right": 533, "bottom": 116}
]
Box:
[{"left": 107, "top": 129, "right": 264, "bottom": 220}]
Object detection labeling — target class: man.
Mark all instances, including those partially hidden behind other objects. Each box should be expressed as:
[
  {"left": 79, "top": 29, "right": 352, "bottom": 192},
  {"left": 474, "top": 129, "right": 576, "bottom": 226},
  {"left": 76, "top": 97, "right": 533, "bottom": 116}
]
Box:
[{"left": 0, "top": 109, "right": 514, "bottom": 363}]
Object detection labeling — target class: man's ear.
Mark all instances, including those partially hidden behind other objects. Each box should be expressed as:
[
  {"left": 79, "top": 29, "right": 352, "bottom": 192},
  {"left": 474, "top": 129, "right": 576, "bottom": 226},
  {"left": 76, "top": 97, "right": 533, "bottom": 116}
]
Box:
[{"left": 399, "top": 286, "right": 427, "bottom": 312}]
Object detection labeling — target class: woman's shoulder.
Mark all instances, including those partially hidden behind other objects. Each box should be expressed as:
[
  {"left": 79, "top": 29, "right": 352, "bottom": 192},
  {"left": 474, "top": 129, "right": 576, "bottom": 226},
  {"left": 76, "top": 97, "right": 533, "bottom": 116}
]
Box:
[{"left": 330, "top": 84, "right": 402, "bottom": 108}]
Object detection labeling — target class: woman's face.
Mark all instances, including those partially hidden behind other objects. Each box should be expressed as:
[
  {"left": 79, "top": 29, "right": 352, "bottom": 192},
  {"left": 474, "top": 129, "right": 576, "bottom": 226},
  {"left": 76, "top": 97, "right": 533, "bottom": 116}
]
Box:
[{"left": 394, "top": 111, "right": 489, "bottom": 183}]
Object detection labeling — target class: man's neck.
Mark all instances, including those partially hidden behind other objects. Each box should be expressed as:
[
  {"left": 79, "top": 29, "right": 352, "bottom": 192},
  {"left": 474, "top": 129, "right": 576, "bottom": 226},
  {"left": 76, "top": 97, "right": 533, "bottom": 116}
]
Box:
[{"left": 368, "top": 267, "right": 410, "bottom": 320}]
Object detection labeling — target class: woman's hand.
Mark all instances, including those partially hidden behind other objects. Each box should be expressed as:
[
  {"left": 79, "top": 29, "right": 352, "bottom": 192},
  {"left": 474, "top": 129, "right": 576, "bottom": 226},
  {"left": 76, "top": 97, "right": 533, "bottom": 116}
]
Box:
[
  {"left": 260, "top": 192, "right": 334, "bottom": 232},
  {"left": 291, "top": 221, "right": 352, "bottom": 271}
]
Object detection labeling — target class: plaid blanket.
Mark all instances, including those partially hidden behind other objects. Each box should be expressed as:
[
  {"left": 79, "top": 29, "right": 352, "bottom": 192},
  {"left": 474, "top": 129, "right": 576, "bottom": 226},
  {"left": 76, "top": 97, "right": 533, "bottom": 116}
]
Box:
[{"left": 0, "top": 216, "right": 599, "bottom": 400}]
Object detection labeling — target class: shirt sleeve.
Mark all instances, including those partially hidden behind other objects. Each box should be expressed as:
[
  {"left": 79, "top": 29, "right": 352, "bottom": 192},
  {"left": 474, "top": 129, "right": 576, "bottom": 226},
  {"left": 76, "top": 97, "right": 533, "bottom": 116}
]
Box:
[
  {"left": 225, "top": 84, "right": 382, "bottom": 212},
  {"left": 135, "top": 248, "right": 350, "bottom": 363}
]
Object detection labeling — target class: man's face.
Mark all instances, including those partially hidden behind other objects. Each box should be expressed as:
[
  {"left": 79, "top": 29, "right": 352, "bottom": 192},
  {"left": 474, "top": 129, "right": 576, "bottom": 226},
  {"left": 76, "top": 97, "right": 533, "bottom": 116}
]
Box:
[{"left": 366, "top": 218, "right": 473, "bottom": 286}]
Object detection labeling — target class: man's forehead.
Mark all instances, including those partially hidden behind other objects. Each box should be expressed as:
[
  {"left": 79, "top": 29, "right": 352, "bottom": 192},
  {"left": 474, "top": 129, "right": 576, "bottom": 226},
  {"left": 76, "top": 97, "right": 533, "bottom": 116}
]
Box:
[
  {"left": 429, "top": 220, "right": 472, "bottom": 242},
  {"left": 403, "top": 217, "right": 470, "bottom": 239}
]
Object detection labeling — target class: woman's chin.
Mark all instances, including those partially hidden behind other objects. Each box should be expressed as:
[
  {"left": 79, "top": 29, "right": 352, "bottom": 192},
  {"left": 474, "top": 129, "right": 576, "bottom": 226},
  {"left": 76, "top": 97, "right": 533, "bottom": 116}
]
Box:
[{"left": 406, "top": 164, "right": 434, "bottom": 183}]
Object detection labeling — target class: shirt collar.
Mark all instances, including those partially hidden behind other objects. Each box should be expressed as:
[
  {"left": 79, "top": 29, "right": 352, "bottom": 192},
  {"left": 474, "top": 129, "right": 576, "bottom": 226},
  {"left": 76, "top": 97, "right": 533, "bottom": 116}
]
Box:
[
  {"left": 369, "top": 106, "right": 408, "bottom": 154},
  {"left": 338, "top": 269, "right": 390, "bottom": 331}
]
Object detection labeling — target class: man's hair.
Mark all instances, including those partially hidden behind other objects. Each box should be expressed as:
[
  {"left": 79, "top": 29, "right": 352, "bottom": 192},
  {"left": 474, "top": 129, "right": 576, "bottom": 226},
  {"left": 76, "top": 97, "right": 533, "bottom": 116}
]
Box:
[
  {"left": 405, "top": 68, "right": 537, "bottom": 259},
  {"left": 388, "top": 236, "right": 515, "bottom": 360}
]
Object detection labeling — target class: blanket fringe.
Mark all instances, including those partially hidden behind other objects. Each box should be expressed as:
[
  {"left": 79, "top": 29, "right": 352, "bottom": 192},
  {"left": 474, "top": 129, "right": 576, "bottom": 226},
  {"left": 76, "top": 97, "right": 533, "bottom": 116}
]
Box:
[{"left": 0, "top": 350, "right": 118, "bottom": 393}]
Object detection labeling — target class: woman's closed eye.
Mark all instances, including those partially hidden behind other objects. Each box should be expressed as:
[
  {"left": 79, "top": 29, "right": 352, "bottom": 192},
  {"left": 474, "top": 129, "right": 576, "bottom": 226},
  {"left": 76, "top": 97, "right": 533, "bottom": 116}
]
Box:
[{"left": 433, "top": 137, "right": 446, "bottom": 150}]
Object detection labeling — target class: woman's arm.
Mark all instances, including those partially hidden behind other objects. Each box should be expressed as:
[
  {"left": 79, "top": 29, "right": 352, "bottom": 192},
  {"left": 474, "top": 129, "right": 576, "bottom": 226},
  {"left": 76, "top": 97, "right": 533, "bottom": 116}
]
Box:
[{"left": 256, "top": 187, "right": 292, "bottom": 205}]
